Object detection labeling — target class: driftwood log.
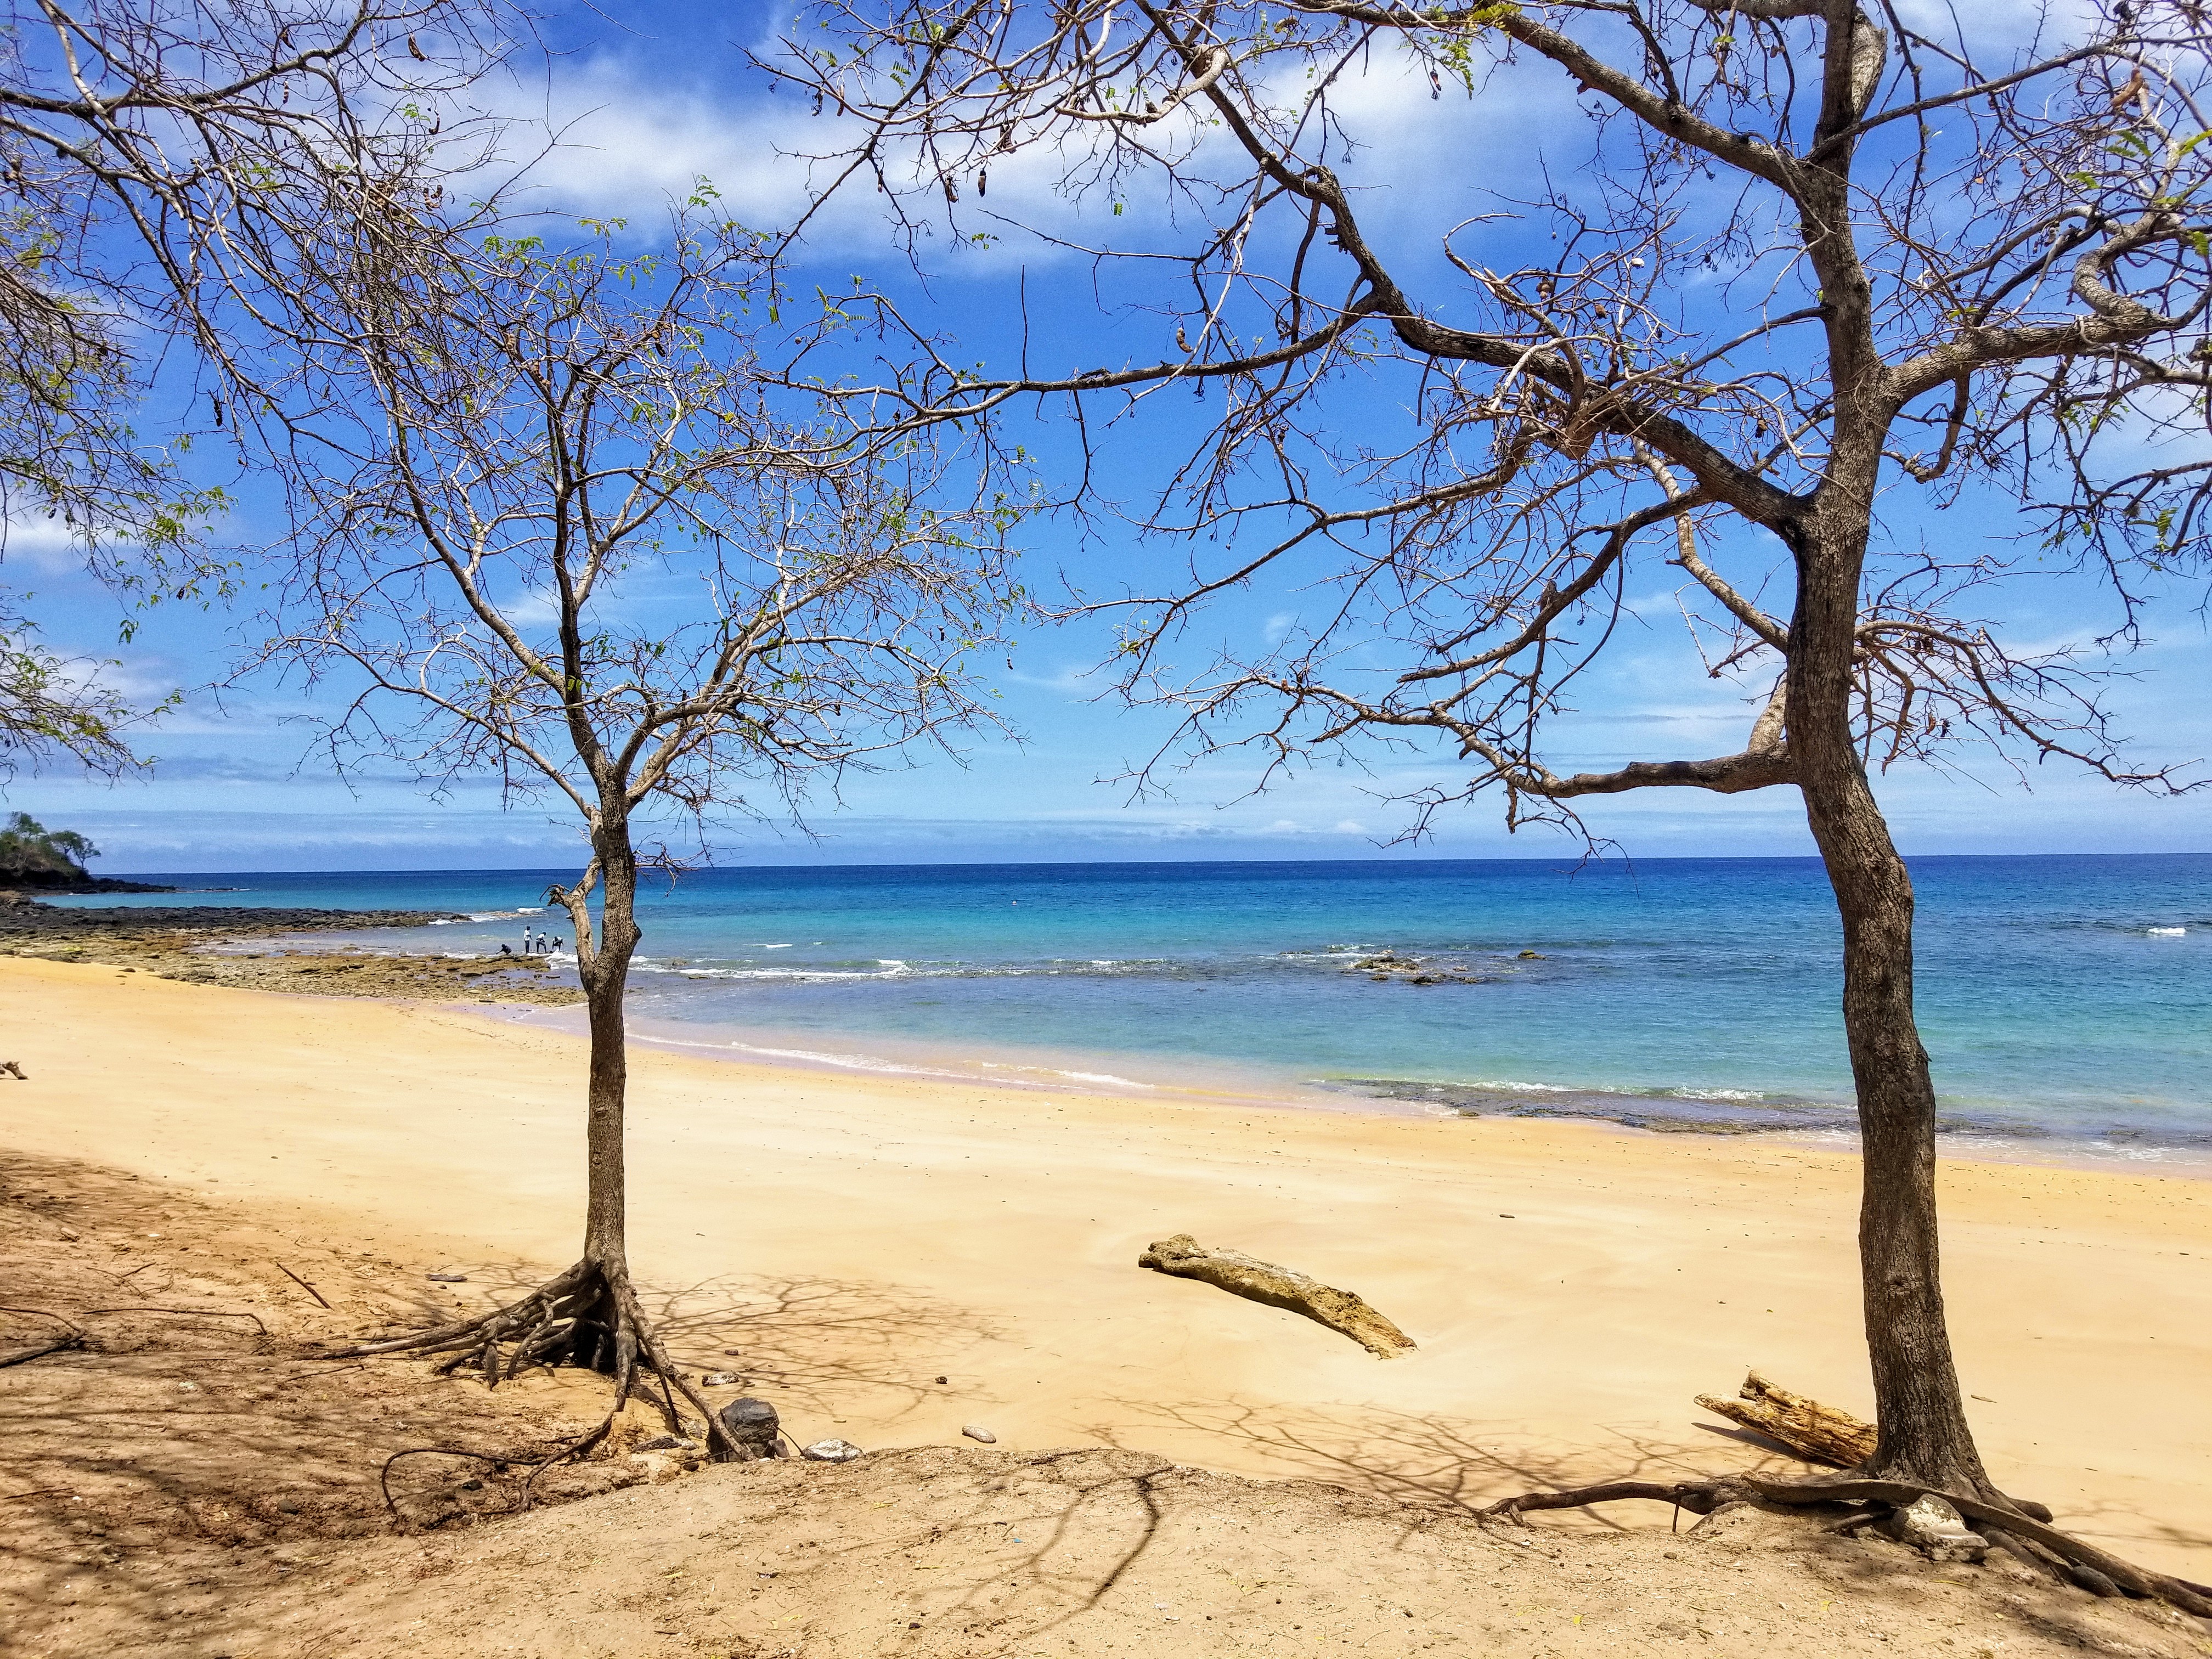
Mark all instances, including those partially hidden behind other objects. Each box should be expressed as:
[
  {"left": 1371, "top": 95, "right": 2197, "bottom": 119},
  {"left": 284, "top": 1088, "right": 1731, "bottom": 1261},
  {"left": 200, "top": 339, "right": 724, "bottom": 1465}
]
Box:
[
  {"left": 1138, "top": 1233, "right": 1415, "bottom": 1357},
  {"left": 1695, "top": 1370, "right": 1877, "bottom": 1466}
]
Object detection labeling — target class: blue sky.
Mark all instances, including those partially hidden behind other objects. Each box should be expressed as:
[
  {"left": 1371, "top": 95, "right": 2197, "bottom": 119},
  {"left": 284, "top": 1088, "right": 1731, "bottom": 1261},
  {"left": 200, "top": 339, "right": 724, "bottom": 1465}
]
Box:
[{"left": 11, "top": 0, "right": 2211, "bottom": 874}]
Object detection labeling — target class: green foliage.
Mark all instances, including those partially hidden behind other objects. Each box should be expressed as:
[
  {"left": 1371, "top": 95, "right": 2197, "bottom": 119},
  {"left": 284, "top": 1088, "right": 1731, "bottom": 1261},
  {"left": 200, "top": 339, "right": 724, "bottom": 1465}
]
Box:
[{"left": 0, "top": 810, "right": 98, "bottom": 877}]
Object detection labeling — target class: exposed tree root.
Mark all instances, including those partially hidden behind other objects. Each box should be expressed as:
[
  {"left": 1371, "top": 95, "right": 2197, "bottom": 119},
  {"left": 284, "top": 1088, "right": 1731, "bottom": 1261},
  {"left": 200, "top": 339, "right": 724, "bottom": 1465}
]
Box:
[
  {"left": 375, "top": 1412, "right": 617, "bottom": 1525},
  {"left": 1481, "top": 1470, "right": 2211, "bottom": 1622},
  {"left": 326, "top": 1257, "right": 740, "bottom": 1462},
  {"left": 1752, "top": 1475, "right": 2212, "bottom": 1618}
]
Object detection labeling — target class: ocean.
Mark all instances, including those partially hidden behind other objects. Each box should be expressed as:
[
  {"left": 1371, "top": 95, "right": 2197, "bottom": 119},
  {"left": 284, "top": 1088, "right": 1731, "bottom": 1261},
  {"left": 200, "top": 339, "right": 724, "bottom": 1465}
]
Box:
[{"left": 53, "top": 854, "right": 2212, "bottom": 1163}]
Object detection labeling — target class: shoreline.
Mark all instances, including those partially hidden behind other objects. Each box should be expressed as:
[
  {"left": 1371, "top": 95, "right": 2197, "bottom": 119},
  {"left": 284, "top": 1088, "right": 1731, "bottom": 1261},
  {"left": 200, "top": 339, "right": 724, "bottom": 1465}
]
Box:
[
  {"left": 500, "top": 998, "right": 2212, "bottom": 1178},
  {"left": 9, "top": 892, "right": 2208, "bottom": 1172},
  {"left": 3, "top": 951, "right": 2208, "bottom": 1584}
]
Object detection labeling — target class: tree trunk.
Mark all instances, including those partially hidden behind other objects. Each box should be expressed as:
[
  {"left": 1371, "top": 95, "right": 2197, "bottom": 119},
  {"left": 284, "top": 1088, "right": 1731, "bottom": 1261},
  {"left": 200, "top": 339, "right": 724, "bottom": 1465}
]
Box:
[
  {"left": 559, "top": 809, "right": 643, "bottom": 1378},
  {"left": 1790, "top": 517, "right": 1993, "bottom": 1497}
]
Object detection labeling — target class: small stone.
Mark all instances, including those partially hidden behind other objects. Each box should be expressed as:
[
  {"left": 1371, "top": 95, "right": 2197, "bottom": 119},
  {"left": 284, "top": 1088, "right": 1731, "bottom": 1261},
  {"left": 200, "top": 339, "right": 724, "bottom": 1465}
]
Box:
[
  {"left": 961, "top": 1424, "right": 997, "bottom": 1444},
  {"left": 1882, "top": 1494, "right": 1988, "bottom": 1564},
  {"left": 718, "top": 1396, "right": 783, "bottom": 1459},
  {"left": 935, "top": 1375, "right": 949, "bottom": 1385},
  {"left": 701, "top": 1370, "right": 741, "bottom": 1386},
  {"left": 425, "top": 1272, "right": 467, "bottom": 1283},
  {"left": 636, "top": 1434, "right": 687, "bottom": 1452},
  {"left": 801, "top": 1438, "right": 864, "bottom": 1463},
  {"left": 178, "top": 1382, "right": 199, "bottom": 1392}
]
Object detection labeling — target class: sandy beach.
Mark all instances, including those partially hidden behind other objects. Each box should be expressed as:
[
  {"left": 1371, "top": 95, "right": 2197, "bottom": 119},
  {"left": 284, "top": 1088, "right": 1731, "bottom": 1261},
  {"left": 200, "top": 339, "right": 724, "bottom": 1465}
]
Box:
[{"left": 3, "top": 951, "right": 2207, "bottom": 1588}]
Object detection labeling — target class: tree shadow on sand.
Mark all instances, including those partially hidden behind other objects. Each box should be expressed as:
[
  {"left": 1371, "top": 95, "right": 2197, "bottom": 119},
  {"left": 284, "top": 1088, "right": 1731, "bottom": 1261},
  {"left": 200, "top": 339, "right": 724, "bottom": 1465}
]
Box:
[
  {"left": 1081, "top": 1394, "right": 1804, "bottom": 1526},
  {"left": 456, "top": 1262, "right": 1004, "bottom": 1425}
]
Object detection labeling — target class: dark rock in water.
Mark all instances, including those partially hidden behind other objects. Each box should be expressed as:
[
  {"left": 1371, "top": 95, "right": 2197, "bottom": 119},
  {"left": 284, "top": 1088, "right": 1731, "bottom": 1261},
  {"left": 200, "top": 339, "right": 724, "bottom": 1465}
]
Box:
[
  {"left": 0, "top": 875, "right": 174, "bottom": 894},
  {"left": 719, "top": 1395, "right": 783, "bottom": 1458}
]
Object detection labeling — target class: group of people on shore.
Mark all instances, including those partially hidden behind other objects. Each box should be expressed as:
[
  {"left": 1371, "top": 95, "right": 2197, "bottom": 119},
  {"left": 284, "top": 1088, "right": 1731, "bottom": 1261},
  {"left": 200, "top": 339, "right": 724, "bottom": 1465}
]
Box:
[{"left": 498, "top": 924, "right": 564, "bottom": 958}]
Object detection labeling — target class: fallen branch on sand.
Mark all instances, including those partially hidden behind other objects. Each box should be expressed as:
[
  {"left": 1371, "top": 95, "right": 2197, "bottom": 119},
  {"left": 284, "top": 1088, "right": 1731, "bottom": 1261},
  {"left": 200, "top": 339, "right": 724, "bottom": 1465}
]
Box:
[
  {"left": 0, "top": 1306, "right": 84, "bottom": 1368},
  {"left": 1695, "top": 1370, "right": 1877, "bottom": 1466},
  {"left": 1138, "top": 1233, "right": 1416, "bottom": 1357}
]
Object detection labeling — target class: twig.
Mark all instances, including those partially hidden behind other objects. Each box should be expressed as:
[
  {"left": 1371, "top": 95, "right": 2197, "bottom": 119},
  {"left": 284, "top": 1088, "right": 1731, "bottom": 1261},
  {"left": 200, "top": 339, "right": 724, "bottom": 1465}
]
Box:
[
  {"left": 0, "top": 1335, "right": 84, "bottom": 1368},
  {"left": 276, "top": 1262, "right": 332, "bottom": 1309},
  {"left": 4, "top": 1488, "right": 74, "bottom": 1500},
  {"left": 0, "top": 1305, "right": 82, "bottom": 1332},
  {"left": 85, "top": 1306, "right": 269, "bottom": 1335}
]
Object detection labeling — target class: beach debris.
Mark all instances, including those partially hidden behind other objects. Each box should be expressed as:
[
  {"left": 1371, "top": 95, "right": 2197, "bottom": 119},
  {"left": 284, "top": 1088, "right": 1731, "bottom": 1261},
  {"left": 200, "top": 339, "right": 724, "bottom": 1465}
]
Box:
[
  {"left": 802, "top": 1438, "right": 864, "bottom": 1463},
  {"left": 425, "top": 1272, "right": 468, "bottom": 1283},
  {"left": 718, "top": 1396, "right": 784, "bottom": 1459},
  {"left": 0, "top": 1061, "right": 24, "bottom": 1079},
  {"left": 1138, "top": 1233, "right": 1417, "bottom": 1358},
  {"left": 935, "top": 1375, "right": 949, "bottom": 1385},
  {"left": 701, "top": 1370, "right": 741, "bottom": 1386},
  {"left": 961, "top": 1424, "right": 998, "bottom": 1443},
  {"left": 636, "top": 1434, "right": 697, "bottom": 1452},
  {"left": 1694, "top": 1371, "right": 1877, "bottom": 1467}
]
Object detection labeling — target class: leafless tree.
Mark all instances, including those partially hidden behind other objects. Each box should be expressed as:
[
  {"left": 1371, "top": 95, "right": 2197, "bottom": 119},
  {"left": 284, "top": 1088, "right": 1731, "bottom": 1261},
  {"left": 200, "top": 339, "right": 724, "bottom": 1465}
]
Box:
[
  {"left": 0, "top": 0, "right": 509, "bottom": 760},
  {"left": 780, "top": 0, "right": 2212, "bottom": 1602},
  {"left": 256, "top": 200, "right": 1022, "bottom": 1458}
]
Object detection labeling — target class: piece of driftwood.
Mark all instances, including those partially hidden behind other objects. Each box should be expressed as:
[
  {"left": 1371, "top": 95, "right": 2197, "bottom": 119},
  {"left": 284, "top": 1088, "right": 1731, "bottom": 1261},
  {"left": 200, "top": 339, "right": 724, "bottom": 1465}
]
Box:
[
  {"left": 1138, "top": 1233, "right": 1415, "bottom": 1357},
  {"left": 1694, "top": 1370, "right": 1877, "bottom": 1466}
]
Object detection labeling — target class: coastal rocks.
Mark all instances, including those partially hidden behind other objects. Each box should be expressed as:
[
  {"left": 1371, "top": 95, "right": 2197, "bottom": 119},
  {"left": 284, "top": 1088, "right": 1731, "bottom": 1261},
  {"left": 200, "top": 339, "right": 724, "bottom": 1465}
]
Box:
[
  {"left": 0, "top": 904, "right": 585, "bottom": 1006},
  {"left": 961, "top": 1424, "right": 997, "bottom": 1444},
  {"left": 1345, "top": 949, "right": 1520, "bottom": 987},
  {"left": 802, "top": 1438, "right": 864, "bottom": 1463},
  {"left": 718, "top": 1396, "right": 785, "bottom": 1459},
  {"left": 1138, "top": 1233, "right": 1417, "bottom": 1358}
]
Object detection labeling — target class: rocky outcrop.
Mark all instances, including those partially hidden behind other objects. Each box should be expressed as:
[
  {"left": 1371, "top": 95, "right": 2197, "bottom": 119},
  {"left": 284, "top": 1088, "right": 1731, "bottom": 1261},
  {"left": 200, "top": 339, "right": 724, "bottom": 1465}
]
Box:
[{"left": 0, "top": 874, "right": 175, "bottom": 895}]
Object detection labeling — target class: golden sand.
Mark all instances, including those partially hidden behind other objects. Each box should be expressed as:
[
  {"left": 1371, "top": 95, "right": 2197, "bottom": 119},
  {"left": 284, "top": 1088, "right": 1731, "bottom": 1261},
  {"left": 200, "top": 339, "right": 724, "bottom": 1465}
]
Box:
[{"left": 3, "top": 953, "right": 2205, "bottom": 1578}]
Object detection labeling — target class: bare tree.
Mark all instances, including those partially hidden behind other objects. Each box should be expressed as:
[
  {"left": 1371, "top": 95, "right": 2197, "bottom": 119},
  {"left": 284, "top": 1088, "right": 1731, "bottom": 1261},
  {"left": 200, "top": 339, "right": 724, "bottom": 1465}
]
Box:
[
  {"left": 782, "top": 0, "right": 2212, "bottom": 1601},
  {"left": 0, "top": 0, "right": 508, "bottom": 760},
  {"left": 255, "top": 201, "right": 1020, "bottom": 1458}
]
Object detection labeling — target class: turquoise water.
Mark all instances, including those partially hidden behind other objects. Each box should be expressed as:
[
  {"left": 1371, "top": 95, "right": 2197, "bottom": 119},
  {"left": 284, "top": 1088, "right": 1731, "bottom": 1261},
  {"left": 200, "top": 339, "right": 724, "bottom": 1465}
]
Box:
[{"left": 60, "top": 855, "right": 2212, "bottom": 1156}]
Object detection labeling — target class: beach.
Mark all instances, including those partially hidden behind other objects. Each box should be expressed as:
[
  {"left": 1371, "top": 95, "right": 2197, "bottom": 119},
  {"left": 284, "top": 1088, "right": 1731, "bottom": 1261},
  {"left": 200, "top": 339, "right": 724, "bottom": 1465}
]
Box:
[{"left": 4, "top": 951, "right": 2206, "bottom": 1589}]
